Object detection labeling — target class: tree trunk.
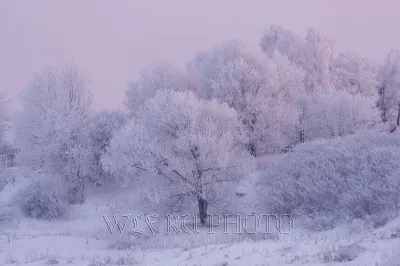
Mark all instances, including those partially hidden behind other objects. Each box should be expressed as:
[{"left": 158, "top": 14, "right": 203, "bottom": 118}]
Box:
[
  {"left": 66, "top": 164, "right": 85, "bottom": 204},
  {"left": 299, "top": 129, "right": 305, "bottom": 143},
  {"left": 397, "top": 103, "right": 400, "bottom": 126},
  {"left": 382, "top": 110, "right": 388, "bottom": 123},
  {"left": 247, "top": 142, "right": 257, "bottom": 157},
  {"left": 197, "top": 197, "right": 208, "bottom": 226}
]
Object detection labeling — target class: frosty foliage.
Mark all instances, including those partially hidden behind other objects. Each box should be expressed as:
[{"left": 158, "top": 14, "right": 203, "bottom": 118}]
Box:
[
  {"left": 104, "top": 90, "right": 255, "bottom": 215},
  {"left": 124, "top": 61, "right": 187, "bottom": 114},
  {"left": 298, "top": 88, "right": 380, "bottom": 141},
  {"left": 7, "top": 23, "right": 400, "bottom": 231},
  {"left": 81, "top": 110, "right": 127, "bottom": 187},
  {"left": 15, "top": 62, "right": 92, "bottom": 169},
  {"left": 188, "top": 40, "right": 302, "bottom": 155},
  {"left": 258, "top": 133, "right": 400, "bottom": 219},
  {"left": 377, "top": 50, "right": 400, "bottom": 124},
  {"left": 14, "top": 62, "right": 93, "bottom": 204},
  {"left": 332, "top": 52, "right": 379, "bottom": 97},
  {"left": 260, "top": 24, "right": 335, "bottom": 92},
  {"left": 260, "top": 25, "right": 381, "bottom": 143},
  {"left": 15, "top": 177, "right": 68, "bottom": 220},
  {"left": 0, "top": 168, "right": 12, "bottom": 192},
  {"left": 0, "top": 92, "right": 10, "bottom": 145}
]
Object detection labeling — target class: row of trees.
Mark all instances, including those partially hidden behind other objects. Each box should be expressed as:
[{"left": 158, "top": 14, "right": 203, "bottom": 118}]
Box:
[{"left": 3, "top": 24, "right": 400, "bottom": 224}]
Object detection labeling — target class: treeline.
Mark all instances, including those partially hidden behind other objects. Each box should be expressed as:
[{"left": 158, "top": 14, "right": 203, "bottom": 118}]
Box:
[{"left": 3, "top": 24, "right": 400, "bottom": 223}]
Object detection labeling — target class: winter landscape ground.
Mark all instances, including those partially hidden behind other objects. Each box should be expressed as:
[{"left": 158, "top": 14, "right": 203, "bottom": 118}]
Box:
[
  {"left": 2, "top": 7, "right": 400, "bottom": 265},
  {"left": 1, "top": 165, "right": 400, "bottom": 266}
]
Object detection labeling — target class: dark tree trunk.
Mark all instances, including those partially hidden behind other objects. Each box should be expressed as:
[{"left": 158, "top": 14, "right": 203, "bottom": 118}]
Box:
[
  {"left": 382, "top": 110, "right": 388, "bottom": 123},
  {"left": 243, "top": 115, "right": 257, "bottom": 157},
  {"left": 247, "top": 142, "right": 257, "bottom": 157},
  {"left": 197, "top": 197, "right": 208, "bottom": 226},
  {"left": 66, "top": 184, "right": 85, "bottom": 204},
  {"left": 299, "top": 129, "right": 305, "bottom": 143},
  {"left": 397, "top": 103, "right": 400, "bottom": 126},
  {"left": 66, "top": 165, "right": 85, "bottom": 204},
  {"left": 378, "top": 85, "right": 388, "bottom": 123}
]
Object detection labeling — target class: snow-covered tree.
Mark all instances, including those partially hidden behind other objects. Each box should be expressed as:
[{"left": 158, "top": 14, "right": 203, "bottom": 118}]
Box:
[
  {"left": 0, "top": 93, "right": 10, "bottom": 145},
  {"left": 82, "top": 110, "right": 127, "bottom": 187},
  {"left": 0, "top": 93, "right": 12, "bottom": 169},
  {"left": 187, "top": 40, "right": 302, "bottom": 156},
  {"left": 299, "top": 88, "right": 380, "bottom": 141},
  {"left": 259, "top": 24, "right": 308, "bottom": 65},
  {"left": 377, "top": 50, "right": 400, "bottom": 126},
  {"left": 14, "top": 62, "right": 93, "bottom": 203},
  {"left": 260, "top": 25, "right": 335, "bottom": 92},
  {"left": 332, "top": 52, "right": 379, "bottom": 97},
  {"left": 304, "top": 28, "right": 335, "bottom": 91},
  {"left": 260, "top": 25, "right": 381, "bottom": 142},
  {"left": 124, "top": 61, "right": 187, "bottom": 114},
  {"left": 104, "top": 90, "right": 255, "bottom": 225}
]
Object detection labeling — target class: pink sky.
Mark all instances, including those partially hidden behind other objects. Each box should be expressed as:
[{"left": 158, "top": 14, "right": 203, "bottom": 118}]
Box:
[{"left": 1, "top": 0, "right": 400, "bottom": 111}]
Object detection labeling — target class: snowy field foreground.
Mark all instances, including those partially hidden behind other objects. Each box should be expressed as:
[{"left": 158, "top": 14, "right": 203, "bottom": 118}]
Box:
[{"left": 1, "top": 173, "right": 400, "bottom": 266}]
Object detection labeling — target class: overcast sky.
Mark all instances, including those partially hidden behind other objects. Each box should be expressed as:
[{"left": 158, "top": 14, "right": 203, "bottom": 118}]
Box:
[{"left": 1, "top": 0, "right": 400, "bottom": 111}]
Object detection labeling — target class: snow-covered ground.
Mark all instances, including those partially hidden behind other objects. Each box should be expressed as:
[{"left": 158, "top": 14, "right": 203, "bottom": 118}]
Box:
[{"left": 0, "top": 170, "right": 399, "bottom": 266}]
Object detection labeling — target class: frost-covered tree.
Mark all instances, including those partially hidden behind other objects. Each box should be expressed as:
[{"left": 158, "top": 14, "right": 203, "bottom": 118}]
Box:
[
  {"left": 0, "top": 93, "right": 12, "bottom": 168},
  {"left": 260, "top": 25, "right": 335, "bottom": 92},
  {"left": 260, "top": 25, "right": 381, "bottom": 142},
  {"left": 332, "top": 52, "right": 379, "bottom": 97},
  {"left": 304, "top": 28, "right": 335, "bottom": 91},
  {"left": 124, "top": 61, "right": 187, "bottom": 114},
  {"left": 82, "top": 110, "right": 127, "bottom": 187},
  {"left": 377, "top": 50, "right": 400, "bottom": 126},
  {"left": 259, "top": 24, "right": 308, "bottom": 65},
  {"left": 104, "top": 90, "right": 255, "bottom": 225},
  {"left": 187, "top": 40, "right": 302, "bottom": 156},
  {"left": 299, "top": 88, "right": 380, "bottom": 141},
  {"left": 0, "top": 93, "right": 10, "bottom": 145},
  {"left": 14, "top": 62, "right": 93, "bottom": 203}
]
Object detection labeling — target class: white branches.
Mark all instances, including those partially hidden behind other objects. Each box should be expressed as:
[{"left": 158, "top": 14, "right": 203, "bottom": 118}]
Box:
[
  {"left": 14, "top": 62, "right": 93, "bottom": 203},
  {"left": 104, "top": 90, "right": 255, "bottom": 218}
]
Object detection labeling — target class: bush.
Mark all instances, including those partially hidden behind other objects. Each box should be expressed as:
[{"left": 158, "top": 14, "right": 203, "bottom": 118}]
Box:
[
  {"left": 320, "top": 244, "right": 365, "bottom": 263},
  {"left": 0, "top": 173, "right": 10, "bottom": 192},
  {"left": 257, "top": 133, "right": 400, "bottom": 219},
  {"left": 0, "top": 168, "right": 16, "bottom": 192},
  {"left": 15, "top": 178, "right": 68, "bottom": 220},
  {"left": 0, "top": 206, "right": 20, "bottom": 229}
]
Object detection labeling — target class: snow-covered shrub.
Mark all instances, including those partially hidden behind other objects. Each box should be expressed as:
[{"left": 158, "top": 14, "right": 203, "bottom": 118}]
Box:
[
  {"left": 0, "top": 206, "right": 20, "bottom": 229},
  {"left": 15, "top": 178, "right": 68, "bottom": 220},
  {"left": 0, "top": 159, "right": 18, "bottom": 193},
  {"left": 0, "top": 142, "right": 16, "bottom": 168},
  {"left": 258, "top": 133, "right": 400, "bottom": 219},
  {"left": 320, "top": 244, "right": 365, "bottom": 263},
  {"left": 0, "top": 171, "right": 11, "bottom": 192},
  {"left": 296, "top": 214, "right": 338, "bottom": 232}
]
